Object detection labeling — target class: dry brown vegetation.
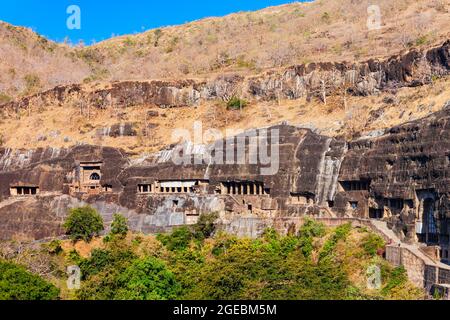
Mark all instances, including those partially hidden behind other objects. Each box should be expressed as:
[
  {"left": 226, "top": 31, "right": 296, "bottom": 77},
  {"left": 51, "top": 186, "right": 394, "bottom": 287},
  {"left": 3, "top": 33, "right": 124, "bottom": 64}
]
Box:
[
  {"left": 0, "top": 0, "right": 449, "bottom": 99},
  {"left": 0, "top": 0, "right": 449, "bottom": 153},
  {"left": 0, "top": 76, "right": 448, "bottom": 154}
]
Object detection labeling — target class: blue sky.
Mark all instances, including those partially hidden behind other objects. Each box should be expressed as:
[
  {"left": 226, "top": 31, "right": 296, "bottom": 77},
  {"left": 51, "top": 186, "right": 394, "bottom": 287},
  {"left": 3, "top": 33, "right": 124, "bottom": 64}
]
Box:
[{"left": 0, "top": 0, "right": 302, "bottom": 44}]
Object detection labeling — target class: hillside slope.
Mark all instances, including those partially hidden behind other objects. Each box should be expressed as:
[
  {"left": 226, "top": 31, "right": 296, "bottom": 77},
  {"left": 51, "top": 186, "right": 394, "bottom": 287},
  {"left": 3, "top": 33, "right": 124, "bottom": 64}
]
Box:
[{"left": 0, "top": 0, "right": 449, "bottom": 100}]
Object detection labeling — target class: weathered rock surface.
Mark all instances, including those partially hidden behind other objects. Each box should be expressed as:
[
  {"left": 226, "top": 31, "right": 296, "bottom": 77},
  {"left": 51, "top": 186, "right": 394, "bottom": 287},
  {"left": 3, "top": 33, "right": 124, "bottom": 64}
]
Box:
[
  {"left": 1, "top": 100, "right": 450, "bottom": 251},
  {"left": 1, "top": 41, "right": 448, "bottom": 112},
  {"left": 96, "top": 123, "right": 137, "bottom": 138}
]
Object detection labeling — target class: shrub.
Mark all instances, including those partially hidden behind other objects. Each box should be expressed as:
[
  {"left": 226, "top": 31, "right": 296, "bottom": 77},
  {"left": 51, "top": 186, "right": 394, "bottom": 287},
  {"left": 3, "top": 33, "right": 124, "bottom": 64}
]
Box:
[
  {"left": 153, "top": 29, "right": 163, "bottom": 47},
  {"left": 382, "top": 266, "right": 408, "bottom": 295},
  {"left": 67, "top": 249, "right": 82, "bottom": 265},
  {"left": 236, "top": 56, "right": 256, "bottom": 70},
  {"left": 0, "top": 92, "right": 11, "bottom": 104},
  {"left": 77, "top": 252, "right": 179, "bottom": 300},
  {"left": 361, "top": 233, "right": 385, "bottom": 256},
  {"left": 123, "top": 37, "right": 136, "bottom": 47},
  {"left": 321, "top": 12, "right": 331, "bottom": 24},
  {"left": 76, "top": 247, "right": 137, "bottom": 300},
  {"left": 79, "top": 248, "right": 135, "bottom": 280},
  {"left": 227, "top": 97, "right": 248, "bottom": 110},
  {"left": 165, "top": 36, "right": 179, "bottom": 53},
  {"left": 45, "top": 240, "right": 63, "bottom": 255},
  {"left": 83, "top": 68, "right": 110, "bottom": 83},
  {"left": 193, "top": 212, "right": 219, "bottom": 241},
  {"left": 415, "top": 35, "right": 429, "bottom": 46},
  {"left": 109, "top": 214, "right": 129, "bottom": 239},
  {"left": 76, "top": 48, "right": 104, "bottom": 66},
  {"left": 23, "top": 74, "right": 41, "bottom": 95},
  {"left": 63, "top": 206, "right": 104, "bottom": 242},
  {"left": 299, "top": 218, "right": 326, "bottom": 238},
  {"left": 298, "top": 218, "right": 326, "bottom": 258},
  {"left": 319, "top": 223, "right": 352, "bottom": 261},
  {"left": 187, "top": 234, "right": 350, "bottom": 300},
  {"left": 157, "top": 226, "right": 193, "bottom": 251},
  {"left": 0, "top": 260, "right": 60, "bottom": 300}
]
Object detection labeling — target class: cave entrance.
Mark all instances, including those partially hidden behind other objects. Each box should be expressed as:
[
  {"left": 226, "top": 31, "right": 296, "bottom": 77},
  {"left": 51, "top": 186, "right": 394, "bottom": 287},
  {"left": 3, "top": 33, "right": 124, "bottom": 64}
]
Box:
[
  {"left": 10, "top": 186, "right": 39, "bottom": 196},
  {"left": 423, "top": 198, "right": 438, "bottom": 244},
  {"left": 369, "top": 208, "right": 384, "bottom": 219},
  {"left": 221, "top": 181, "right": 266, "bottom": 195},
  {"left": 138, "top": 184, "right": 152, "bottom": 193}
]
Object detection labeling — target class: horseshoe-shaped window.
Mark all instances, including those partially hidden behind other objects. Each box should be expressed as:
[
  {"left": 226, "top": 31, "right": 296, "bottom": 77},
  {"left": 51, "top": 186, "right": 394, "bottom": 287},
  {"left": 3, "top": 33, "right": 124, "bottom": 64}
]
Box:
[{"left": 90, "top": 173, "right": 101, "bottom": 181}]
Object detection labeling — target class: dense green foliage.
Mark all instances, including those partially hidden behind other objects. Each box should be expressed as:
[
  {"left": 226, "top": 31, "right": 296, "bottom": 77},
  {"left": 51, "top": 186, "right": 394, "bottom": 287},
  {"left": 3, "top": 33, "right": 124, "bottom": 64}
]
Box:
[
  {"left": 108, "top": 214, "right": 129, "bottom": 240},
  {"left": 76, "top": 245, "right": 179, "bottom": 300},
  {"left": 193, "top": 212, "right": 219, "bottom": 241},
  {"left": 71, "top": 218, "right": 422, "bottom": 300},
  {"left": 183, "top": 235, "right": 348, "bottom": 300},
  {"left": 63, "top": 206, "right": 104, "bottom": 242},
  {"left": 297, "top": 218, "right": 326, "bottom": 258},
  {"left": 157, "top": 212, "right": 219, "bottom": 250},
  {"left": 114, "top": 257, "right": 181, "bottom": 300},
  {"left": 381, "top": 266, "right": 408, "bottom": 295},
  {"left": 0, "top": 261, "right": 59, "bottom": 300},
  {"left": 319, "top": 223, "right": 352, "bottom": 261},
  {"left": 0, "top": 216, "right": 424, "bottom": 300},
  {"left": 157, "top": 226, "right": 193, "bottom": 251}
]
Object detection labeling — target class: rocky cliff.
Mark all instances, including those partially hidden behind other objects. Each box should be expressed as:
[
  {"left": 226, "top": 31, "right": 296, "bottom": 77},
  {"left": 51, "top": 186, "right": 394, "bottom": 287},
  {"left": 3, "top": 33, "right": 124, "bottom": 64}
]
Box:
[
  {"left": 2, "top": 40, "right": 448, "bottom": 113},
  {"left": 1, "top": 101, "right": 450, "bottom": 248}
]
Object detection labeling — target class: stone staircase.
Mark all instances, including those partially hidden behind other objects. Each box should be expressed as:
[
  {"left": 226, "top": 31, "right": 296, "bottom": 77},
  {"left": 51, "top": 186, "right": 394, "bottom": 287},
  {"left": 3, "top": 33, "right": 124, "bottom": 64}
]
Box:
[
  {"left": 370, "top": 219, "right": 450, "bottom": 298},
  {"left": 369, "top": 219, "right": 445, "bottom": 266},
  {"left": 370, "top": 220, "right": 401, "bottom": 244},
  {"left": 314, "top": 217, "right": 450, "bottom": 296},
  {"left": 370, "top": 220, "right": 450, "bottom": 268}
]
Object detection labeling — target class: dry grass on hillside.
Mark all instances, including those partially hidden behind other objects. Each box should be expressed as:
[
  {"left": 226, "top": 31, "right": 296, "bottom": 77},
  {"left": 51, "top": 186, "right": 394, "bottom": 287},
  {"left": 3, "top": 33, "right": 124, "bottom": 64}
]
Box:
[
  {"left": 0, "top": 0, "right": 448, "bottom": 99},
  {"left": 0, "top": 77, "right": 448, "bottom": 153}
]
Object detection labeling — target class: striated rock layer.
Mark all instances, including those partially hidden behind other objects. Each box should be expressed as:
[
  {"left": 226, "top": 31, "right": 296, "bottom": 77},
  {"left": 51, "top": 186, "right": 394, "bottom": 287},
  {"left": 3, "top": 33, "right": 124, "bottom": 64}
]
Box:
[{"left": 1, "top": 40, "right": 449, "bottom": 113}]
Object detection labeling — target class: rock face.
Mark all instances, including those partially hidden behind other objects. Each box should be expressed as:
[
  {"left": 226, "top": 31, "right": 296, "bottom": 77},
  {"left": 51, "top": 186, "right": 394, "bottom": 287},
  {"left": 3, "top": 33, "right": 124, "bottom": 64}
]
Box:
[
  {"left": 245, "top": 39, "right": 450, "bottom": 101},
  {"left": 336, "top": 103, "right": 450, "bottom": 247},
  {"left": 0, "top": 43, "right": 449, "bottom": 296},
  {"left": 2, "top": 101, "right": 450, "bottom": 261},
  {"left": 96, "top": 123, "right": 137, "bottom": 138},
  {"left": 0, "top": 79, "right": 205, "bottom": 113},
  {"left": 1, "top": 41, "right": 449, "bottom": 112},
  {"left": 0, "top": 41, "right": 449, "bottom": 263},
  {"left": 0, "top": 125, "right": 347, "bottom": 239}
]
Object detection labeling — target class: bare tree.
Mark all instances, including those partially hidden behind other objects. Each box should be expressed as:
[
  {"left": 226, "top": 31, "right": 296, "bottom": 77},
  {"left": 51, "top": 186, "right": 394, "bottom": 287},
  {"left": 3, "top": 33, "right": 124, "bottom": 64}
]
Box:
[{"left": 320, "top": 79, "right": 327, "bottom": 105}]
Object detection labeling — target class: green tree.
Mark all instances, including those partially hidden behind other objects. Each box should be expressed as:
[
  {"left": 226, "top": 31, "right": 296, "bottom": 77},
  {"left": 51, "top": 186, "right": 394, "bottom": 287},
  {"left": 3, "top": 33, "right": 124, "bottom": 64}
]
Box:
[
  {"left": 298, "top": 218, "right": 326, "bottom": 258},
  {"left": 115, "top": 257, "right": 181, "bottom": 300},
  {"left": 0, "top": 261, "right": 60, "bottom": 300},
  {"left": 79, "top": 248, "right": 136, "bottom": 280},
  {"left": 110, "top": 214, "right": 129, "bottom": 239},
  {"left": 157, "top": 226, "right": 193, "bottom": 251},
  {"left": 193, "top": 212, "right": 219, "bottom": 241},
  {"left": 76, "top": 247, "right": 137, "bottom": 300},
  {"left": 63, "top": 206, "right": 104, "bottom": 242}
]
